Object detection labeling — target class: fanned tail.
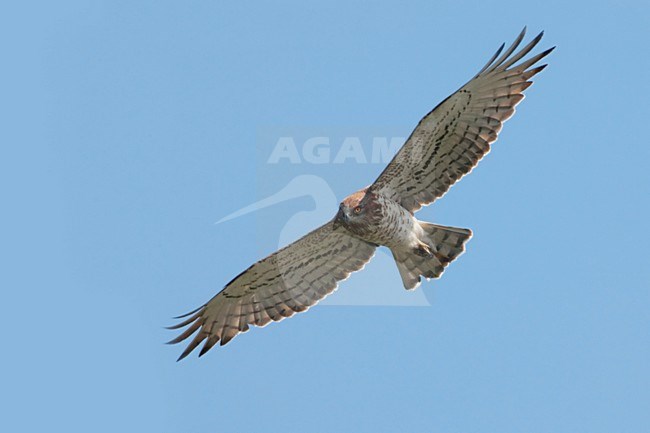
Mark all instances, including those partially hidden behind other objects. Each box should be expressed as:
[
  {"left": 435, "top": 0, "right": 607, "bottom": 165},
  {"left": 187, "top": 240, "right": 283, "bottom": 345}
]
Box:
[{"left": 392, "top": 222, "right": 472, "bottom": 290}]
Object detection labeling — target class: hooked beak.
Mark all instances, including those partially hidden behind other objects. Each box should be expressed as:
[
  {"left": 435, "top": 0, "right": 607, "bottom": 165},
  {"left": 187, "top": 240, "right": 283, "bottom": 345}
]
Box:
[{"left": 333, "top": 207, "right": 348, "bottom": 230}]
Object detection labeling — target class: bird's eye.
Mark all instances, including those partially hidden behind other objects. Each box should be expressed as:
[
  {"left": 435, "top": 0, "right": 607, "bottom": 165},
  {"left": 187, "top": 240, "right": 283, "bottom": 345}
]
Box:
[{"left": 353, "top": 206, "right": 362, "bottom": 214}]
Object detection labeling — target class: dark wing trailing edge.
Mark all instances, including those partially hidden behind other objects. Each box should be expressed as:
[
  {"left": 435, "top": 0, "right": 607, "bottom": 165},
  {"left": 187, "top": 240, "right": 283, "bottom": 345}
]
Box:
[
  {"left": 370, "top": 27, "right": 554, "bottom": 212},
  {"left": 168, "top": 221, "right": 377, "bottom": 360}
]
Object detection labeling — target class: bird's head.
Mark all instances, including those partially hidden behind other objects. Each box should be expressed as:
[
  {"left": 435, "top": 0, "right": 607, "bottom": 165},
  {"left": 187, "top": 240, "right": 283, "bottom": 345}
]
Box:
[{"left": 333, "top": 187, "right": 376, "bottom": 231}]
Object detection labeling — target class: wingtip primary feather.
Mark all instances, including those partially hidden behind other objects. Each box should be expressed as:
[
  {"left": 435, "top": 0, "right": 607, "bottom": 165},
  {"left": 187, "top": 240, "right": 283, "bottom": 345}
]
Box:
[
  {"left": 474, "top": 42, "right": 506, "bottom": 78},
  {"left": 166, "top": 316, "right": 204, "bottom": 345},
  {"left": 476, "top": 27, "right": 552, "bottom": 78},
  {"left": 487, "top": 27, "right": 528, "bottom": 73},
  {"left": 198, "top": 336, "right": 220, "bottom": 357},
  {"left": 176, "top": 331, "right": 208, "bottom": 361},
  {"left": 173, "top": 304, "right": 205, "bottom": 319},
  {"left": 166, "top": 309, "right": 204, "bottom": 330}
]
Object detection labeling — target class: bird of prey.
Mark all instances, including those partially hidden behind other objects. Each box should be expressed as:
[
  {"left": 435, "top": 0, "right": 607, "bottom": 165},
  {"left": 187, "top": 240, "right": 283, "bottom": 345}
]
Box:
[{"left": 169, "top": 28, "right": 554, "bottom": 360}]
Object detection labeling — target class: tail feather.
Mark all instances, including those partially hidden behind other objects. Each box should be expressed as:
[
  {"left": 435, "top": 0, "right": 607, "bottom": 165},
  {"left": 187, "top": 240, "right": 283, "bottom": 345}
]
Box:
[{"left": 392, "top": 222, "right": 472, "bottom": 290}]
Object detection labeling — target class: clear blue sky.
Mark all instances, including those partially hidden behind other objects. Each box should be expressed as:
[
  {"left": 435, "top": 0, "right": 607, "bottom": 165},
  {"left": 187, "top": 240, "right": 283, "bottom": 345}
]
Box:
[{"left": 2, "top": 1, "right": 649, "bottom": 432}]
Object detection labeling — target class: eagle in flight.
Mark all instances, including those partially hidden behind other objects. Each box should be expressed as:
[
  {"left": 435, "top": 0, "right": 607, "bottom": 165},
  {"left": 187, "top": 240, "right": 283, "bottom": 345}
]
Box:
[{"left": 169, "top": 28, "right": 554, "bottom": 360}]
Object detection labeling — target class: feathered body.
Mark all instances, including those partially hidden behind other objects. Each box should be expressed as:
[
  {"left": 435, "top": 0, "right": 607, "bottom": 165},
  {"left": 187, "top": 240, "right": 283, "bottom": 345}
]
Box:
[
  {"left": 169, "top": 28, "right": 554, "bottom": 360},
  {"left": 336, "top": 187, "right": 472, "bottom": 289},
  {"left": 336, "top": 188, "right": 416, "bottom": 248}
]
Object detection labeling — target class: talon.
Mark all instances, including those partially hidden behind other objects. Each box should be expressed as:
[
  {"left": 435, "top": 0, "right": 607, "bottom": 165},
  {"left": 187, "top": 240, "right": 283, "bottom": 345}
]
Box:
[{"left": 414, "top": 241, "right": 434, "bottom": 257}]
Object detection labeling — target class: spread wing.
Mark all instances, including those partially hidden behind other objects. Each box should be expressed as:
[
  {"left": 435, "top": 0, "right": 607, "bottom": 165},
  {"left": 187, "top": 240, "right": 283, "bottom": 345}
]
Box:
[
  {"left": 168, "top": 221, "right": 377, "bottom": 360},
  {"left": 371, "top": 28, "right": 554, "bottom": 212}
]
